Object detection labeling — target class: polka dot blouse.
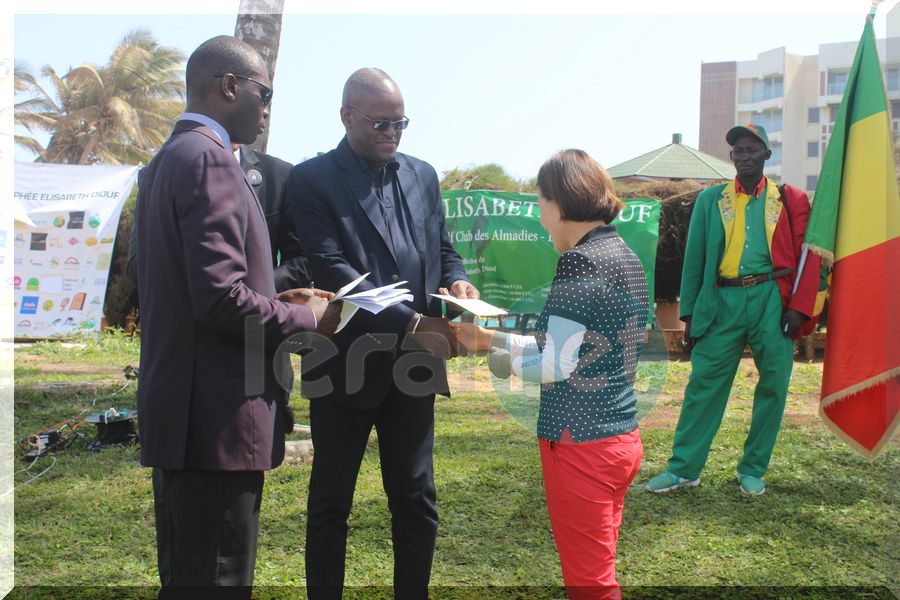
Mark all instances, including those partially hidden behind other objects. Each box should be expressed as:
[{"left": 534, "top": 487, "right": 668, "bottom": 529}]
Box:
[{"left": 534, "top": 224, "right": 650, "bottom": 442}]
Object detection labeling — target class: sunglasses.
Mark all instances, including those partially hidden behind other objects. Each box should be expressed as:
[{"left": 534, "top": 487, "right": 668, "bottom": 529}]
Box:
[
  {"left": 347, "top": 107, "right": 410, "bottom": 132},
  {"left": 213, "top": 74, "right": 273, "bottom": 107}
]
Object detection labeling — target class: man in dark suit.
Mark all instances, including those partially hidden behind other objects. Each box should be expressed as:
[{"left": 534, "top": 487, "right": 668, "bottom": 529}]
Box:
[
  {"left": 135, "top": 36, "right": 335, "bottom": 596},
  {"left": 288, "top": 68, "right": 479, "bottom": 600},
  {"left": 239, "top": 145, "right": 311, "bottom": 291},
  {"left": 128, "top": 145, "right": 311, "bottom": 292}
]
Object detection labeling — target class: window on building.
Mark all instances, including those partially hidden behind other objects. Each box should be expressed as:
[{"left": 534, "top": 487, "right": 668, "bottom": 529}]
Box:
[
  {"left": 756, "top": 109, "right": 783, "bottom": 133},
  {"left": 887, "top": 68, "right": 900, "bottom": 92},
  {"left": 892, "top": 100, "right": 900, "bottom": 120},
  {"left": 751, "top": 75, "right": 784, "bottom": 102},
  {"left": 827, "top": 70, "right": 848, "bottom": 95},
  {"left": 807, "top": 142, "right": 819, "bottom": 157},
  {"left": 768, "top": 144, "right": 782, "bottom": 166},
  {"left": 806, "top": 175, "right": 818, "bottom": 192},
  {"left": 828, "top": 104, "right": 840, "bottom": 123},
  {"left": 808, "top": 107, "right": 820, "bottom": 123}
]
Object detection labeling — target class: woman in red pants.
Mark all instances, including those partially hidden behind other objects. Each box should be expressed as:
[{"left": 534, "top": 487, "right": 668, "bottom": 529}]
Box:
[{"left": 452, "top": 149, "right": 649, "bottom": 600}]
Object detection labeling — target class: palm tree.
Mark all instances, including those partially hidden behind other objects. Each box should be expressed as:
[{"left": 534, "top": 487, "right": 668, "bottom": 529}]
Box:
[
  {"left": 235, "top": 0, "right": 284, "bottom": 153},
  {"left": 13, "top": 61, "right": 58, "bottom": 157},
  {"left": 14, "top": 29, "right": 185, "bottom": 165}
]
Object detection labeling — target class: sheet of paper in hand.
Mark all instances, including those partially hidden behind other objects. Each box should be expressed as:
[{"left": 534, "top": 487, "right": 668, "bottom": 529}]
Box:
[
  {"left": 430, "top": 294, "right": 508, "bottom": 318},
  {"left": 332, "top": 273, "right": 414, "bottom": 333}
]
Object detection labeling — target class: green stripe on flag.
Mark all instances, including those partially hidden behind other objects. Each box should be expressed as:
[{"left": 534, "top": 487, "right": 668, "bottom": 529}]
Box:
[
  {"left": 849, "top": 20, "right": 888, "bottom": 123},
  {"left": 804, "top": 18, "right": 889, "bottom": 263}
]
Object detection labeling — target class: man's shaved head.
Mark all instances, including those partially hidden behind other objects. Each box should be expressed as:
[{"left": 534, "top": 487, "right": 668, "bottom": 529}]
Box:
[
  {"left": 339, "top": 68, "right": 406, "bottom": 166},
  {"left": 185, "top": 35, "right": 267, "bottom": 100},
  {"left": 342, "top": 68, "right": 401, "bottom": 107}
]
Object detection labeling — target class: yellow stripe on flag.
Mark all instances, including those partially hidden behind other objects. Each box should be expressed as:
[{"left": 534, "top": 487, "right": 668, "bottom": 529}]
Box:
[{"left": 834, "top": 110, "right": 900, "bottom": 262}]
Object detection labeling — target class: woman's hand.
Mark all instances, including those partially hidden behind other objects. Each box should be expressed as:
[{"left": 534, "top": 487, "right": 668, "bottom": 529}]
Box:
[{"left": 448, "top": 321, "right": 493, "bottom": 354}]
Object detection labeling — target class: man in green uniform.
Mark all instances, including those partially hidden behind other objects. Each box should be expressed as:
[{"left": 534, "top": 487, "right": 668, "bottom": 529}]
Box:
[{"left": 646, "top": 124, "right": 821, "bottom": 496}]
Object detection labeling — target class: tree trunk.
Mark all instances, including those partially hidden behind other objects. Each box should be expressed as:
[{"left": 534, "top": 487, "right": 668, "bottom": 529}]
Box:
[{"left": 234, "top": 0, "right": 284, "bottom": 154}]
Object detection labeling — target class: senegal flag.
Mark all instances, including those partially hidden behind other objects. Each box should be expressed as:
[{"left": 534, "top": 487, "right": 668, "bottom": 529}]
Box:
[{"left": 804, "top": 15, "right": 900, "bottom": 459}]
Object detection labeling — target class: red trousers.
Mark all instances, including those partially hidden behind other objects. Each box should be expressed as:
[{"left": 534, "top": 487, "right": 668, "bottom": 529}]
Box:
[{"left": 539, "top": 428, "right": 643, "bottom": 600}]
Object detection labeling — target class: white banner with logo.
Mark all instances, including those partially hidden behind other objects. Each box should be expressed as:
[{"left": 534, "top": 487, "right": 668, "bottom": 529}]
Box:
[{"left": 9, "top": 163, "right": 138, "bottom": 338}]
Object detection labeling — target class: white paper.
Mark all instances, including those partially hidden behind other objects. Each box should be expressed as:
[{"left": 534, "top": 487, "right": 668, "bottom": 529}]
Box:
[
  {"left": 430, "top": 294, "right": 508, "bottom": 317},
  {"left": 334, "top": 301, "right": 359, "bottom": 334},
  {"left": 331, "top": 273, "right": 414, "bottom": 332}
]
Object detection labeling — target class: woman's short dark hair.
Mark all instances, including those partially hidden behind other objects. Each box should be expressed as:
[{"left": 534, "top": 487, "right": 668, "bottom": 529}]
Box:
[{"left": 536, "top": 149, "right": 623, "bottom": 223}]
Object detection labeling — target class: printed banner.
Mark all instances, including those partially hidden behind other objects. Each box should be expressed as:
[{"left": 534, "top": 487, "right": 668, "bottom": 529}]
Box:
[
  {"left": 9, "top": 162, "right": 138, "bottom": 338},
  {"left": 442, "top": 190, "right": 659, "bottom": 314}
]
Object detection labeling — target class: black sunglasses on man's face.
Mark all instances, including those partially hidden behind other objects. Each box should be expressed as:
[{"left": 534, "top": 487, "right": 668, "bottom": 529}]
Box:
[{"left": 213, "top": 74, "right": 272, "bottom": 107}]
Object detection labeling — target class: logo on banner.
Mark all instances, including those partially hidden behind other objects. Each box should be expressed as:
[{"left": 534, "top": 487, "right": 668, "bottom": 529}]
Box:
[
  {"left": 42, "top": 300, "right": 54, "bottom": 312},
  {"left": 85, "top": 237, "right": 99, "bottom": 247},
  {"left": 68, "top": 237, "right": 80, "bottom": 246},
  {"left": 64, "top": 257, "right": 80, "bottom": 267},
  {"left": 20, "top": 296, "right": 39, "bottom": 314},
  {"left": 18, "top": 320, "right": 32, "bottom": 329},
  {"left": 10, "top": 276, "right": 22, "bottom": 288},
  {"left": 67, "top": 211, "right": 85, "bottom": 229},
  {"left": 25, "top": 277, "right": 40, "bottom": 291},
  {"left": 53, "top": 216, "right": 65, "bottom": 228},
  {"left": 88, "top": 215, "right": 101, "bottom": 228},
  {"left": 71, "top": 292, "right": 87, "bottom": 311},
  {"left": 96, "top": 253, "right": 112, "bottom": 270},
  {"left": 30, "top": 232, "right": 47, "bottom": 251}
]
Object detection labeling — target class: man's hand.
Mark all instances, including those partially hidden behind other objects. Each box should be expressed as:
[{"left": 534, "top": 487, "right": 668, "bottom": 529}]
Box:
[
  {"left": 277, "top": 287, "right": 333, "bottom": 326},
  {"left": 439, "top": 280, "right": 480, "bottom": 300},
  {"left": 316, "top": 301, "right": 344, "bottom": 337},
  {"left": 407, "top": 315, "right": 461, "bottom": 359},
  {"left": 276, "top": 287, "right": 335, "bottom": 303},
  {"left": 682, "top": 316, "right": 694, "bottom": 353},
  {"left": 781, "top": 308, "right": 809, "bottom": 338}
]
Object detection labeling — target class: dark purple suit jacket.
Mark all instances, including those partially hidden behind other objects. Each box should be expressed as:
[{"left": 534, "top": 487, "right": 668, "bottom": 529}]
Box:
[{"left": 136, "top": 120, "right": 317, "bottom": 471}]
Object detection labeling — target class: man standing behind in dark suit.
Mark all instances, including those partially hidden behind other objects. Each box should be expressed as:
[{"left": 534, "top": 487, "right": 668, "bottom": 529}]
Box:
[
  {"left": 135, "top": 36, "right": 336, "bottom": 596},
  {"left": 238, "top": 144, "right": 312, "bottom": 290},
  {"left": 288, "top": 68, "right": 479, "bottom": 600}
]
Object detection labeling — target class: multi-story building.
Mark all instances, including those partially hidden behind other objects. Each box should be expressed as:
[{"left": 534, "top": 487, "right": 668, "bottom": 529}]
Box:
[{"left": 699, "top": 6, "right": 900, "bottom": 194}]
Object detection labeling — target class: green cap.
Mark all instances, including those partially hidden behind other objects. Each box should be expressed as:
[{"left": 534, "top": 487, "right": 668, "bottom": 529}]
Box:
[{"left": 726, "top": 124, "right": 770, "bottom": 149}]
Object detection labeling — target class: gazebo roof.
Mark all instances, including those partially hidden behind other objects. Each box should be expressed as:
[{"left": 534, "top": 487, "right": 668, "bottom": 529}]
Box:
[{"left": 608, "top": 134, "right": 735, "bottom": 181}]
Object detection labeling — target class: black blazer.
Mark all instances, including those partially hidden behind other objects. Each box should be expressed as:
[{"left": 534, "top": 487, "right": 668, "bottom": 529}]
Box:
[
  {"left": 287, "top": 137, "right": 468, "bottom": 408},
  {"left": 240, "top": 147, "right": 311, "bottom": 291}
]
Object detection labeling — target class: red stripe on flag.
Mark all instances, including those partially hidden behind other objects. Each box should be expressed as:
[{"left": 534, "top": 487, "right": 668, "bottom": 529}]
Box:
[
  {"left": 820, "top": 236, "right": 900, "bottom": 453},
  {"left": 822, "top": 380, "right": 900, "bottom": 452},
  {"left": 821, "top": 237, "right": 900, "bottom": 398}
]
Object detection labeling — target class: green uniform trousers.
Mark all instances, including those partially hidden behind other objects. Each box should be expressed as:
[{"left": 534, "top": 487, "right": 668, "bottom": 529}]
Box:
[{"left": 668, "top": 280, "right": 794, "bottom": 480}]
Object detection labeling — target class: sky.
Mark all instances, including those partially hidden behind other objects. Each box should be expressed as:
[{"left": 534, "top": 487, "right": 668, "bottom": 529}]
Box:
[{"left": 6, "top": 0, "right": 900, "bottom": 181}]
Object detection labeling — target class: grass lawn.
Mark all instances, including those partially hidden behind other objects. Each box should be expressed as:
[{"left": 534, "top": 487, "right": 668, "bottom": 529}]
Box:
[{"left": 7, "top": 332, "right": 899, "bottom": 598}]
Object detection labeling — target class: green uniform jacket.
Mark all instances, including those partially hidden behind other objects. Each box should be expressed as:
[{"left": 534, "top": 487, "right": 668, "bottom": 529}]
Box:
[{"left": 679, "top": 181, "right": 820, "bottom": 339}]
